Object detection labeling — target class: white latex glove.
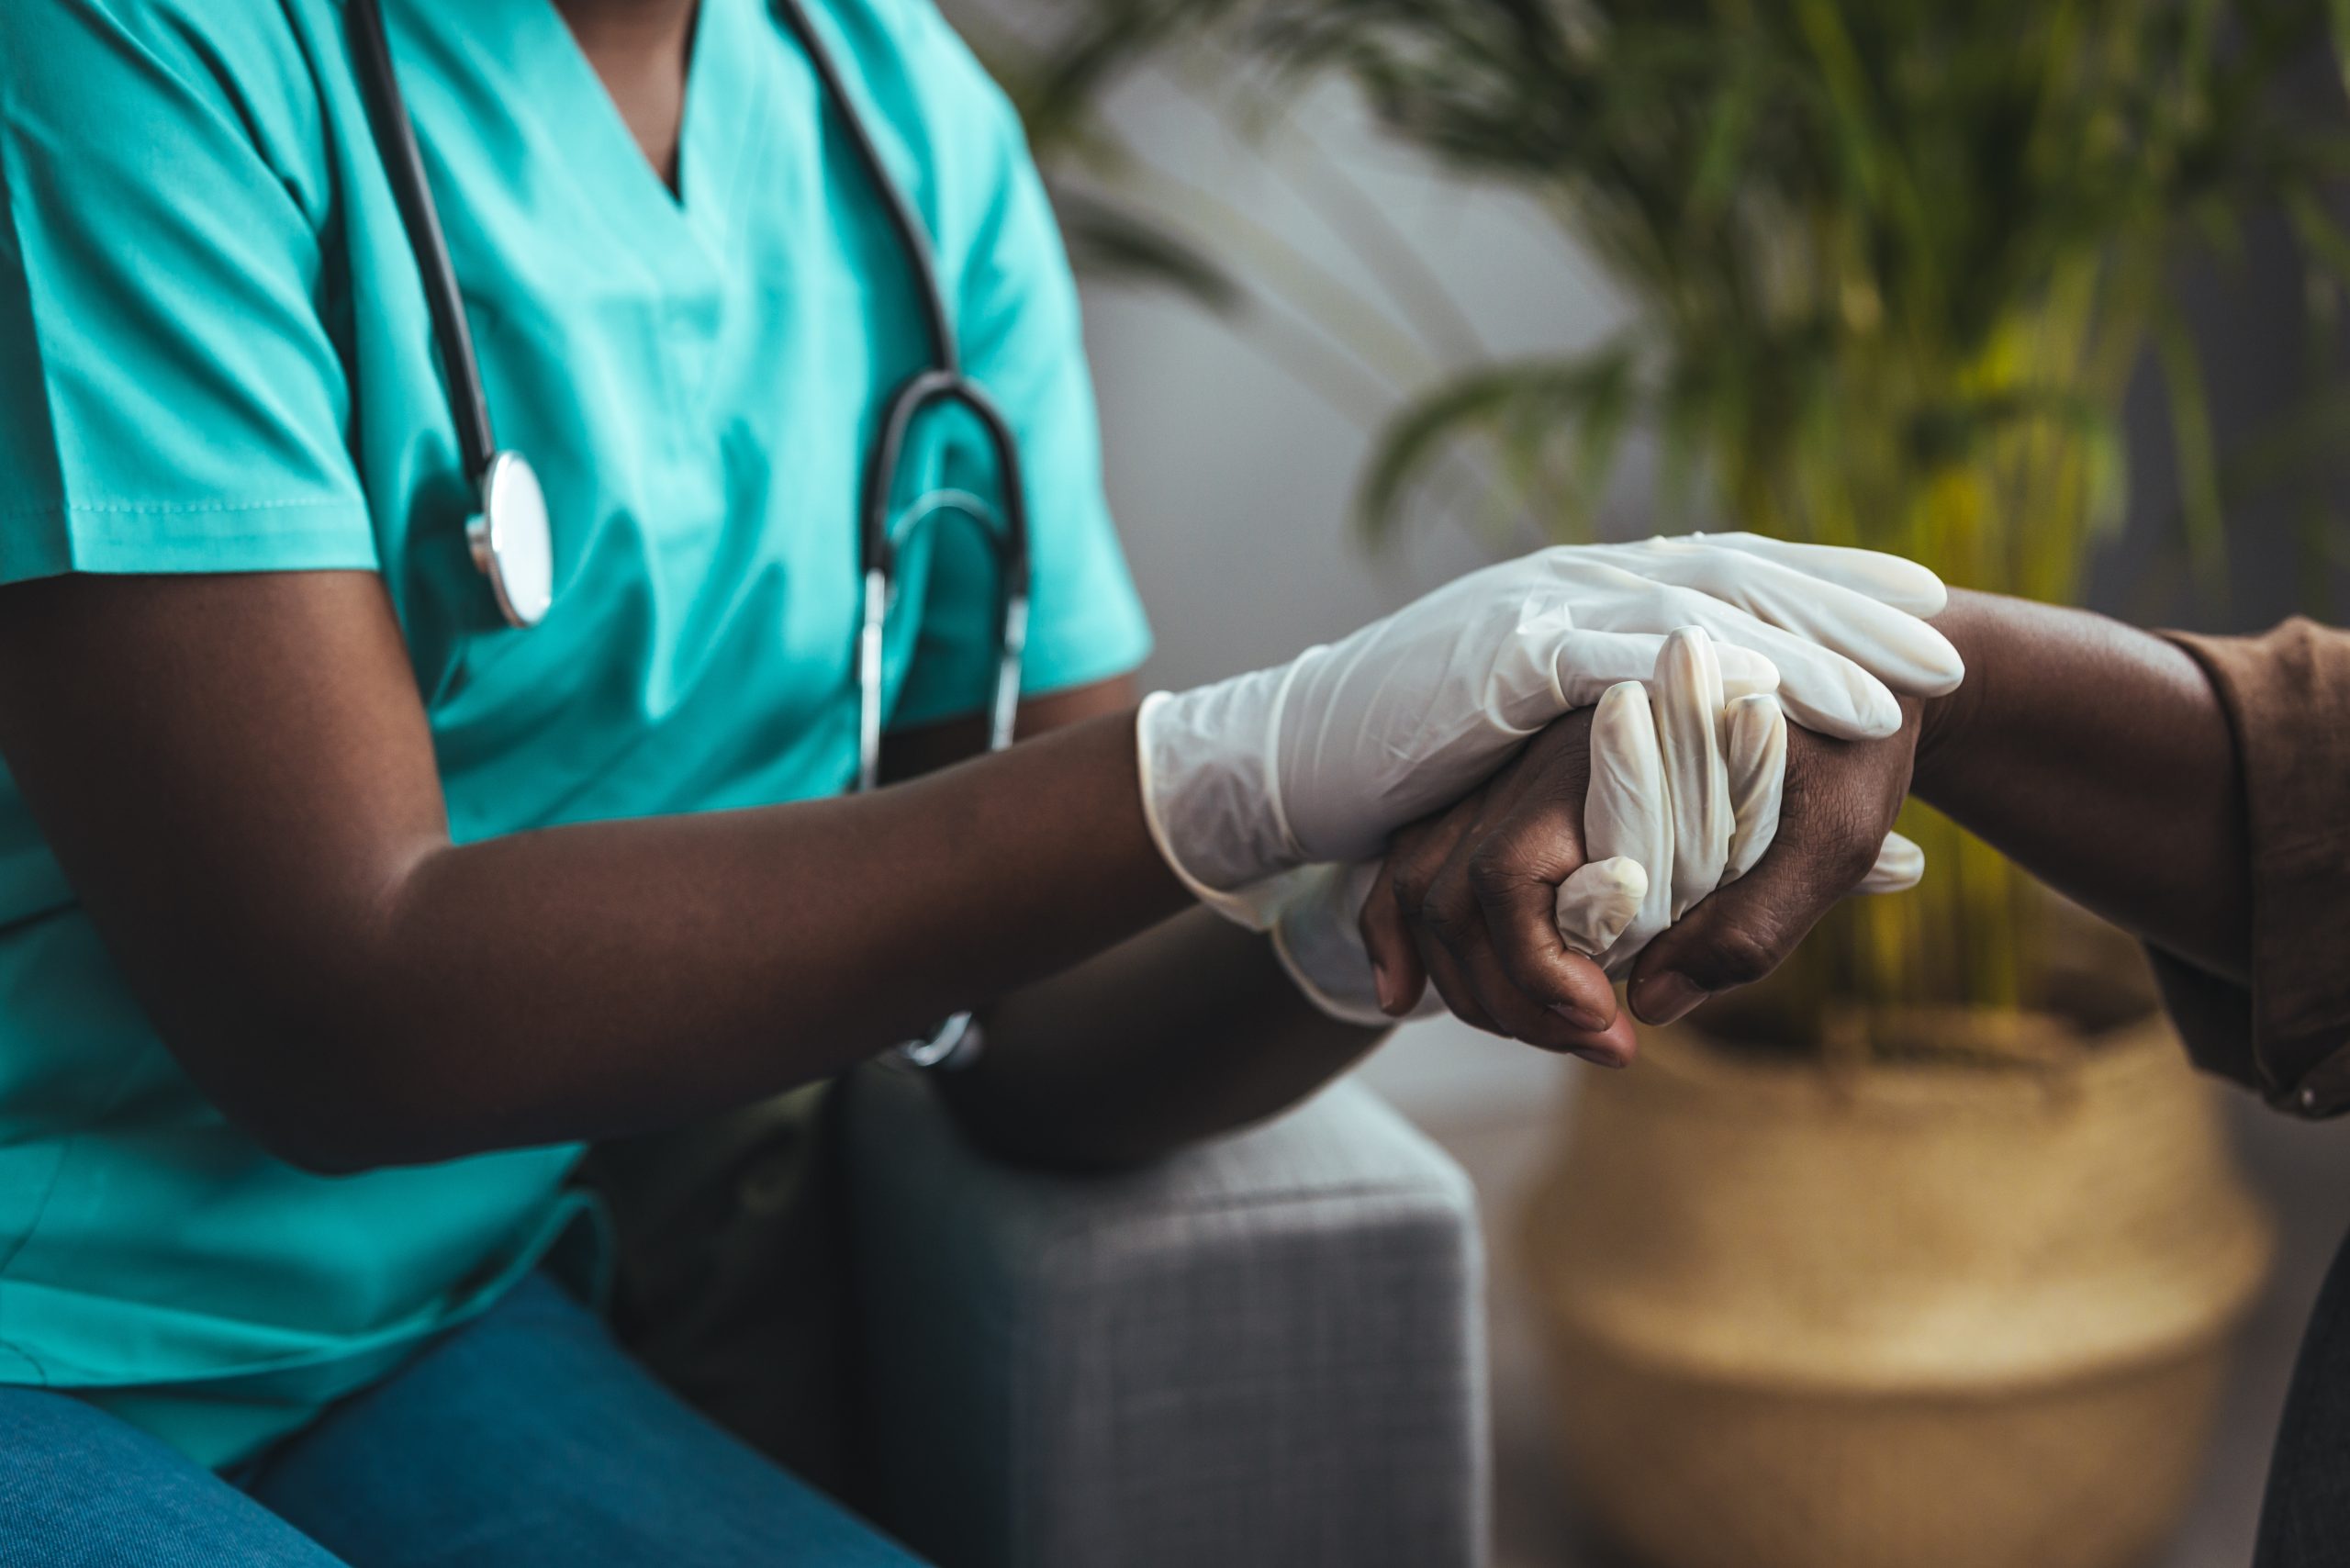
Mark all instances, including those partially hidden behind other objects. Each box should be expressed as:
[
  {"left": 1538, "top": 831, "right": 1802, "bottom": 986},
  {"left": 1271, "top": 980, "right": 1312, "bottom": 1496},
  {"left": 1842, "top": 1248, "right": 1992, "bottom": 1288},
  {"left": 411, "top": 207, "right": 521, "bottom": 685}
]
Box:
[
  {"left": 1266, "top": 634, "right": 1763, "bottom": 1024},
  {"left": 1137, "top": 537, "right": 1963, "bottom": 926},
  {"left": 1550, "top": 855, "right": 1650, "bottom": 962},
  {"left": 1856, "top": 831, "right": 1926, "bottom": 894},
  {"left": 1559, "top": 628, "right": 1921, "bottom": 978},
  {"left": 1267, "top": 861, "right": 1449, "bottom": 1028},
  {"left": 1542, "top": 532, "right": 1960, "bottom": 734},
  {"left": 1265, "top": 625, "right": 1915, "bottom": 1027},
  {"left": 1722, "top": 691, "right": 1790, "bottom": 884},
  {"left": 1560, "top": 630, "right": 1748, "bottom": 969}
]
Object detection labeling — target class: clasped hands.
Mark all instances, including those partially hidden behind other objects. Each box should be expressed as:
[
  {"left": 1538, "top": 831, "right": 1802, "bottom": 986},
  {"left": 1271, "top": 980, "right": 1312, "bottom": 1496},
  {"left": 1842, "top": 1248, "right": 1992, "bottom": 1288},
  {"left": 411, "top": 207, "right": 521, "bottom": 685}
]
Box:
[{"left": 1136, "top": 532, "right": 1963, "bottom": 1063}]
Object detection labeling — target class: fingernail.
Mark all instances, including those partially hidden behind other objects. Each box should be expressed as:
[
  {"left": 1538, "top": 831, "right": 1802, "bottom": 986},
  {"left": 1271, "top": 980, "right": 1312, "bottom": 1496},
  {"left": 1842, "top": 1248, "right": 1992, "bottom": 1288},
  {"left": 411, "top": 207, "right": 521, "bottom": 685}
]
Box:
[
  {"left": 1569, "top": 1047, "right": 1627, "bottom": 1069},
  {"left": 1551, "top": 1001, "right": 1611, "bottom": 1032},
  {"left": 1371, "top": 960, "right": 1400, "bottom": 1015},
  {"left": 1631, "top": 973, "right": 1708, "bottom": 1025}
]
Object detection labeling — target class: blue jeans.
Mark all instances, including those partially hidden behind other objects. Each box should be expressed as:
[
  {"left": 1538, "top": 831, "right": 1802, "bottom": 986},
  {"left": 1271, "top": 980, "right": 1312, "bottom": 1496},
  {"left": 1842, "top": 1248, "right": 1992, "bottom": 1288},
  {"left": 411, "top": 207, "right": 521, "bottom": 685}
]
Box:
[{"left": 0, "top": 1273, "right": 925, "bottom": 1566}]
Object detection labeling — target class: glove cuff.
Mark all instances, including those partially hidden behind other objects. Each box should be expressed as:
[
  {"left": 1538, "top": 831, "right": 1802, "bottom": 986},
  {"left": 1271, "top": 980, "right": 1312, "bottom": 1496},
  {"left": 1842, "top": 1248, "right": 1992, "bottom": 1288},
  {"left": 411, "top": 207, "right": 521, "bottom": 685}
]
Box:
[
  {"left": 1270, "top": 861, "right": 1444, "bottom": 1027},
  {"left": 1135, "top": 669, "right": 1308, "bottom": 920}
]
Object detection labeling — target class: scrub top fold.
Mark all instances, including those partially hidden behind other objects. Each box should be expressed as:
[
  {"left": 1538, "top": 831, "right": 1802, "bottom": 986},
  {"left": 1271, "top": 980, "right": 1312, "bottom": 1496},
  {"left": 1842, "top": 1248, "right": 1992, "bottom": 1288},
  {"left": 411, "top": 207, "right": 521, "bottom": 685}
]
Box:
[{"left": 0, "top": 0, "right": 1150, "bottom": 1467}]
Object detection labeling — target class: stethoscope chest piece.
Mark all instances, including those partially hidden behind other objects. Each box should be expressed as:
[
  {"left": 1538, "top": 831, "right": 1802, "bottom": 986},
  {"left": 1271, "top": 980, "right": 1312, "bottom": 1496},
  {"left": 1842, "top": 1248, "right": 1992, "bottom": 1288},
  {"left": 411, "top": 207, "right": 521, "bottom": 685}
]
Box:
[
  {"left": 469, "top": 451, "right": 554, "bottom": 629},
  {"left": 359, "top": 0, "right": 1015, "bottom": 1070}
]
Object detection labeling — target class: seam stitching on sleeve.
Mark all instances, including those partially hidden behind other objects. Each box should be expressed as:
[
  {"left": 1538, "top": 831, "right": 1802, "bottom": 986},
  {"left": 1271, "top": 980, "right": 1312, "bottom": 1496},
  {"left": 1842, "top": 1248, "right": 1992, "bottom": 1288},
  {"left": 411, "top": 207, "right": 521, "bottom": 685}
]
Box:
[{"left": 0, "top": 498, "right": 365, "bottom": 521}]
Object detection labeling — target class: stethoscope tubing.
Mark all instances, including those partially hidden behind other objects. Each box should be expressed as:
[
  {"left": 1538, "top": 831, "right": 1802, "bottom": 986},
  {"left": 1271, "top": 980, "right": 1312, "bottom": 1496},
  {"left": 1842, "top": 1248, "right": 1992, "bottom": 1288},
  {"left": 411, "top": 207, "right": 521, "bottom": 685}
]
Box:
[
  {"left": 352, "top": 0, "right": 1031, "bottom": 1067},
  {"left": 767, "top": 0, "right": 956, "bottom": 378},
  {"left": 352, "top": 0, "right": 1032, "bottom": 644},
  {"left": 348, "top": 0, "right": 500, "bottom": 487},
  {"left": 853, "top": 365, "right": 1033, "bottom": 788}
]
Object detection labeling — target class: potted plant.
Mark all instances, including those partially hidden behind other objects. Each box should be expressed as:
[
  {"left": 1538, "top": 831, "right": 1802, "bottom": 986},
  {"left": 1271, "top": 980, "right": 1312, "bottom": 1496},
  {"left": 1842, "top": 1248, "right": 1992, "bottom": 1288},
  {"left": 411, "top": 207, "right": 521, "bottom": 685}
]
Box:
[{"left": 1005, "top": 0, "right": 2350, "bottom": 1562}]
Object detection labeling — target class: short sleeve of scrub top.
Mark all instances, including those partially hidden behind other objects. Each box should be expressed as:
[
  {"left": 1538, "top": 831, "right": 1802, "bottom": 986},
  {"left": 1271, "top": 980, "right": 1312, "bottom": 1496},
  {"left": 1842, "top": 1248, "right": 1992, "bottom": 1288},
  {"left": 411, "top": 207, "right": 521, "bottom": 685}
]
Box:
[
  {"left": 0, "top": 0, "right": 1151, "bottom": 1469},
  {"left": 0, "top": 6, "right": 375, "bottom": 575}
]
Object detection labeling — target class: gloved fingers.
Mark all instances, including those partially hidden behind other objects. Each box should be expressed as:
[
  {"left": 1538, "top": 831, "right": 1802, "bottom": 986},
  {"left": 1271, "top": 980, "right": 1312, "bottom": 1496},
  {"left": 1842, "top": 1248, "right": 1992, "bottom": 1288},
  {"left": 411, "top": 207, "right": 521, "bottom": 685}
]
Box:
[
  {"left": 1653, "top": 627, "right": 1731, "bottom": 922},
  {"left": 1855, "top": 831, "right": 1925, "bottom": 893},
  {"left": 1555, "top": 857, "right": 1648, "bottom": 958},
  {"left": 1722, "top": 692, "right": 1787, "bottom": 885},
  {"left": 1483, "top": 593, "right": 1584, "bottom": 733},
  {"left": 1472, "top": 595, "right": 1770, "bottom": 743},
  {"left": 1715, "top": 645, "right": 1780, "bottom": 703},
  {"left": 1623, "top": 706, "right": 1916, "bottom": 1024},
  {"left": 1548, "top": 629, "right": 1780, "bottom": 711},
  {"left": 1583, "top": 680, "right": 1674, "bottom": 962},
  {"left": 1672, "top": 532, "right": 1950, "bottom": 618},
  {"left": 1632, "top": 550, "right": 1965, "bottom": 700},
  {"left": 1566, "top": 574, "right": 1902, "bottom": 739},
  {"left": 1568, "top": 534, "right": 1947, "bottom": 617}
]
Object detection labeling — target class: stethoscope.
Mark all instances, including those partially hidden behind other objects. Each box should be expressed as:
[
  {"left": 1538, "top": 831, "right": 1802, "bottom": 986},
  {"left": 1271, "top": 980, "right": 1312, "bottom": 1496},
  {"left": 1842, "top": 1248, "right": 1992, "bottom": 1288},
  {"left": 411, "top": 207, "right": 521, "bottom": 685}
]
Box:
[{"left": 350, "top": 0, "right": 1029, "bottom": 1068}]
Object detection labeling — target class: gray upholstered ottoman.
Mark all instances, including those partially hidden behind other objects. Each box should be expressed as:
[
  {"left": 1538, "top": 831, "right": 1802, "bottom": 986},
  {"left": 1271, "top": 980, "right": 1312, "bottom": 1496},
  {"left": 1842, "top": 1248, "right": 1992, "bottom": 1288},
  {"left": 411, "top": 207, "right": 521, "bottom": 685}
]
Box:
[{"left": 842, "top": 1069, "right": 1488, "bottom": 1568}]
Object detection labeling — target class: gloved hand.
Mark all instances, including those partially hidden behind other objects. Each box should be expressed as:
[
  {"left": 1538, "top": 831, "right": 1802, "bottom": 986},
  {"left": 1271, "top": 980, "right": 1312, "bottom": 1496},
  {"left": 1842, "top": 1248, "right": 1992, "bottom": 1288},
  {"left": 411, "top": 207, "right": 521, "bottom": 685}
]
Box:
[
  {"left": 1265, "top": 626, "right": 1926, "bottom": 1029},
  {"left": 1558, "top": 628, "right": 1769, "bottom": 971},
  {"left": 1266, "top": 861, "right": 1451, "bottom": 1027},
  {"left": 1137, "top": 535, "right": 1963, "bottom": 926},
  {"left": 1558, "top": 627, "right": 1921, "bottom": 979},
  {"left": 1264, "top": 635, "right": 1739, "bottom": 1027}
]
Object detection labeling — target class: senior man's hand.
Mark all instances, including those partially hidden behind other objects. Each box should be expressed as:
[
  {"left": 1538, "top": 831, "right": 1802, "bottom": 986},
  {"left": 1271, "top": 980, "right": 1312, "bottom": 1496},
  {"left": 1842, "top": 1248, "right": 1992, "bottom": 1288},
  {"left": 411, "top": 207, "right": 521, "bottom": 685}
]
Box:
[
  {"left": 1360, "top": 702, "right": 1922, "bottom": 1061},
  {"left": 1359, "top": 712, "right": 1626, "bottom": 1061}
]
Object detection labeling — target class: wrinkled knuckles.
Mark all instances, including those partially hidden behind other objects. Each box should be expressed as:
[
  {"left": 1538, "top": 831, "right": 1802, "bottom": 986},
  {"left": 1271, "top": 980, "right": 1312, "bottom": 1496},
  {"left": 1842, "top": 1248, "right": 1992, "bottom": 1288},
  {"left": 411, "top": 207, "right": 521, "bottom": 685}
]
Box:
[
  {"left": 1387, "top": 864, "right": 1434, "bottom": 919},
  {"left": 1416, "top": 887, "right": 1480, "bottom": 948},
  {"left": 1693, "top": 925, "right": 1786, "bottom": 992},
  {"left": 1465, "top": 846, "right": 1540, "bottom": 904}
]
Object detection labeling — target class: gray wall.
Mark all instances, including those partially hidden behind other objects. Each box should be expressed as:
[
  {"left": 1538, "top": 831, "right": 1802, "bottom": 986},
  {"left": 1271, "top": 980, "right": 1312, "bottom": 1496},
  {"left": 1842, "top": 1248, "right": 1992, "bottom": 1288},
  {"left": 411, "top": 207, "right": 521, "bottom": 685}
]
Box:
[
  {"left": 1070, "top": 72, "right": 1633, "bottom": 691},
  {"left": 1068, "top": 61, "right": 2333, "bottom": 701}
]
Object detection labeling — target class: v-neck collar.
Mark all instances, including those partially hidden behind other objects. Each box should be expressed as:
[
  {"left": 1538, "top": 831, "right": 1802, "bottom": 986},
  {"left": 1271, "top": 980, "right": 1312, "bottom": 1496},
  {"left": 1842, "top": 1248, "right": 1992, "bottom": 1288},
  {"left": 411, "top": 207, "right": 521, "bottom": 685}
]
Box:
[{"left": 515, "top": 0, "right": 757, "bottom": 269}]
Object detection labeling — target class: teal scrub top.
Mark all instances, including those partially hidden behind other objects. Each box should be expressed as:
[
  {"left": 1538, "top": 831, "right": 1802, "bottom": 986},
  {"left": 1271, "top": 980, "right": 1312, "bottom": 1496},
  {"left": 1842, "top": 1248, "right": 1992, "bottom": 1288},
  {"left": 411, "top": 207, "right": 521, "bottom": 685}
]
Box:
[{"left": 0, "top": 0, "right": 1150, "bottom": 1466}]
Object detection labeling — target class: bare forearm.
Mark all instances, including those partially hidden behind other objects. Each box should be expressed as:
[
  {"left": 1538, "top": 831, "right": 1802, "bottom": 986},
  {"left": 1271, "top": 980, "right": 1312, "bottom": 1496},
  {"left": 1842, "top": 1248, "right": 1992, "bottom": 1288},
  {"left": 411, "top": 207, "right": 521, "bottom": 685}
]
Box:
[
  {"left": 1912, "top": 589, "right": 2250, "bottom": 980},
  {"left": 940, "top": 905, "right": 1389, "bottom": 1170},
  {"left": 369, "top": 716, "right": 1184, "bottom": 1162},
  {"left": 71, "top": 702, "right": 1190, "bottom": 1170}
]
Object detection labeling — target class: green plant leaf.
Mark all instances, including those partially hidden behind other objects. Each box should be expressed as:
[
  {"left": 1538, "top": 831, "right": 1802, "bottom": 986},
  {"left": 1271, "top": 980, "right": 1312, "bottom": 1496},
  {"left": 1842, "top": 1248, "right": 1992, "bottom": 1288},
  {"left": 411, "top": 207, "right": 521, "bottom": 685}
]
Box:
[
  {"left": 1356, "top": 345, "right": 1642, "bottom": 543},
  {"left": 1053, "top": 191, "right": 1246, "bottom": 312},
  {"left": 2149, "top": 303, "right": 2231, "bottom": 599}
]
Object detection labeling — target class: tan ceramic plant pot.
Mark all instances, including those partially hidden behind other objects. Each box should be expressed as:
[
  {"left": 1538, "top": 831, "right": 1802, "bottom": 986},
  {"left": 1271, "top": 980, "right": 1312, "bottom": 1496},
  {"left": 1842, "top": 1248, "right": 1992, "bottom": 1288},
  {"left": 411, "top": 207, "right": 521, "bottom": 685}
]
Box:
[{"left": 1520, "top": 1003, "right": 2274, "bottom": 1568}]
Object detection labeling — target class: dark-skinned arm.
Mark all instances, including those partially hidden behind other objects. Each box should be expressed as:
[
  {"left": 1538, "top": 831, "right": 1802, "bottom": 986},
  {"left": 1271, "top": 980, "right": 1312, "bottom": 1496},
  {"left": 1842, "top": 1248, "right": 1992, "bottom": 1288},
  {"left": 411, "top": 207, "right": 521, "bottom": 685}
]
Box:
[
  {"left": 1620, "top": 588, "right": 2252, "bottom": 1023},
  {"left": 1903, "top": 589, "right": 2251, "bottom": 978},
  {"left": 882, "top": 680, "right": 1390, "bottom": 1171},
  {"left": 0, "top": 569, "right": 1229, "bottom": 1174},
  {"left": 1360, "top": 588, "right": 2259, "bottom": 1053}
]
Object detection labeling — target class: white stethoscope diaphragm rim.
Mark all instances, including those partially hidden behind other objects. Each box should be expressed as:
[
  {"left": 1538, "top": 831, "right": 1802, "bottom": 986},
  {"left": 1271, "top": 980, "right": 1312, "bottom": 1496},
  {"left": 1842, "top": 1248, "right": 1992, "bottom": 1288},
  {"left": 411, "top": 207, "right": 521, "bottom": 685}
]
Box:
[{"left": 467, "top": 451, "right": 554, "bottom": 630}]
